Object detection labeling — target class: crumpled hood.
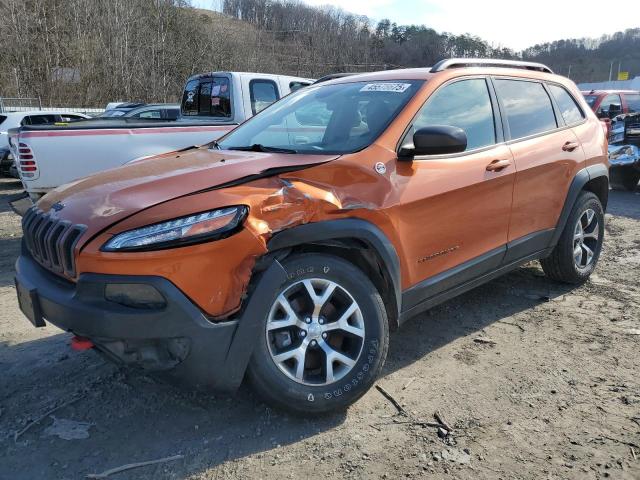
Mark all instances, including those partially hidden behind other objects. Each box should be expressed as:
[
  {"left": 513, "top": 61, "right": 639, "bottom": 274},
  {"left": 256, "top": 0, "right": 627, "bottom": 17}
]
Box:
[{"left": 38, "top": 147, "right": 338, "bottom": 239}]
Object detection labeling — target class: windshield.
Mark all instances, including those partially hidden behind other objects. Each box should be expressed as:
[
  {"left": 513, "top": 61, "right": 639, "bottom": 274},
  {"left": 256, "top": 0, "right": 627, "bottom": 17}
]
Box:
[
  {"left": 583, "top": 95, "right": 598, "bottom": 109},
  {"left": 218, "top": 80, "right": 424, "bottom": 154}
]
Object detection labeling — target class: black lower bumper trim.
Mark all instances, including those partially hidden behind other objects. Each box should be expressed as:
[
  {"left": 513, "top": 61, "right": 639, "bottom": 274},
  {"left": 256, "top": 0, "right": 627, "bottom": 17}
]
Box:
[{"left": 15, "top": 253, "right": 288, "bottom": 391}]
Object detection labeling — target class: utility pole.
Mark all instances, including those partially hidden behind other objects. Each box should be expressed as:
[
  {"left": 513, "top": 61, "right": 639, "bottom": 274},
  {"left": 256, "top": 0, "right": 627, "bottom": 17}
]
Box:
[
  {"left": 567, "top": 64, "right": 572, "bottom": 79},
  {"left": 609, "top": 61, "right": 613, "bottom": 82}
]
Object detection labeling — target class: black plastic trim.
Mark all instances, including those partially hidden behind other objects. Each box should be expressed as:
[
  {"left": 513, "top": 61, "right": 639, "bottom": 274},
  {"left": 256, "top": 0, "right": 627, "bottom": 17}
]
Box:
[
  {"left": 400, "top": 228, "right": 557, "bottom": 322},
  {"left": 402, "top": 245, "right": 506, "bottom": 312},
  {"left": 549, "top": 164, "right": 608, "bottom": 247},
  {"left": 14, "top": 252, "right": 289, "bottom": 392},
  {"left": 267, "top": 218, "right": 402, "bottom": 322},
  {"left": 503, "top": 229, "right": 555, "bottom": 264},
  {"left": 400, "top": 248, "right": 552, "bottom": 322}
]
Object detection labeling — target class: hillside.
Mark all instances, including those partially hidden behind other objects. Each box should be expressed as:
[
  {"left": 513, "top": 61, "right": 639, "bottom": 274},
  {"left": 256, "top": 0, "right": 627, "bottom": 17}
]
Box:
[{"left": 0, "top": 0, "right": 637, "bottom": 108}]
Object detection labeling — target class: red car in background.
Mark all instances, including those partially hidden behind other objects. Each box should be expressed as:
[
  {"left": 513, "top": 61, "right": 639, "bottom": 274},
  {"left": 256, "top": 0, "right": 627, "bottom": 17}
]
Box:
[{"left": 581, "top": 90, "right": 640, "bottom": 118}]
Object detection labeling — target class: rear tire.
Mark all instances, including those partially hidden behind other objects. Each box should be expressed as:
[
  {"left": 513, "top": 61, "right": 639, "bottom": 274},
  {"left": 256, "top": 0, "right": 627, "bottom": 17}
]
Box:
[
  {"left": 610, "top": 168, "right": 640, "bottom": 191},
  {"left": 247, "top": 253, "right": 389, "bottom": 415},
  {"left": 541, "top": 191, "right": 604, "bottom": 284}
]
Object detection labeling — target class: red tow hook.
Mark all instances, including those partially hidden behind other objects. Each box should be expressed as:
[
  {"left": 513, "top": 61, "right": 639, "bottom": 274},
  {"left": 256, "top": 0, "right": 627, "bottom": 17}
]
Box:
[{"left": 71, "top": 336, "right": 94, "bottom": 351}]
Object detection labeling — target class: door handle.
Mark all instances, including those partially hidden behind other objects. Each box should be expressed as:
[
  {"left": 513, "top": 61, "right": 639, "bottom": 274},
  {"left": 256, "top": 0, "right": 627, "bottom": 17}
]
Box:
[
  {"left": 562, "top": 141, "right": 580, "bottom": 152},
  {"left": 486, "top": 159, "right": 511, "bottom": 171}
]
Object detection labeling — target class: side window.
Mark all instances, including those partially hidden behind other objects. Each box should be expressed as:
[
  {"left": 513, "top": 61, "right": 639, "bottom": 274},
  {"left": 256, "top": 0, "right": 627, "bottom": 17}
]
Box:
[
  {"left": 164, "top": 109, "right": 179, "bottom": 120},
  {"left": 548, "top": 84, "right": 584, "bottom": 125},
  {"left": 181, "top": 77, "right": 231, "bottom": 118},
  {"left": 413, "top": 78, "right": 496, "bottom": 151},
  {"left": 624, "top": 94, "right": 640, "bottom": 113},
  {"left": 289, "top": 81, "right": 310, "bottom": 93},
  {"left": 60, "top": 114, "right": 85, "bottom": 122},
  {"left": 24, "top": 115, "right": 58, "bottom": 126},
  {"left": 494, "top": 79, "right": 557, "bottom": 139},
  {"left": 597, "top": 94, "right": 622, "bottom": 116},
  {"left": 138, "top": 110, "right": 162, "bottom": 119},
  {"left": 250, "top": 79, "right": 279, "bottom": 115}
]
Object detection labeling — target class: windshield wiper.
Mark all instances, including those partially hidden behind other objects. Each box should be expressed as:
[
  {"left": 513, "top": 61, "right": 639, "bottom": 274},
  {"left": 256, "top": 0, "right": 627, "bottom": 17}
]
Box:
[
  {"left": 209, "top": 139, "right": 221, "bottom": 150},
  {"left": 228, "top": 143, "right": 298, "bottom": 154}
]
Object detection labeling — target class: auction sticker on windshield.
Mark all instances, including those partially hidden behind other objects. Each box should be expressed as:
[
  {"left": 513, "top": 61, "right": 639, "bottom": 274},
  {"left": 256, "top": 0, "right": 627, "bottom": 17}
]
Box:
[{"left": 360, "top": 83, "right": 412, "bottom": 93}]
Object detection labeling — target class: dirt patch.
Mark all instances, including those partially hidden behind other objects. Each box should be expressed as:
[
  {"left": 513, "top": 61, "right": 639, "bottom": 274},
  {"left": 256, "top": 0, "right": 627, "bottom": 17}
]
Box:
[{"left": 0, "top": 177, "right": 638, "bottom": 479}]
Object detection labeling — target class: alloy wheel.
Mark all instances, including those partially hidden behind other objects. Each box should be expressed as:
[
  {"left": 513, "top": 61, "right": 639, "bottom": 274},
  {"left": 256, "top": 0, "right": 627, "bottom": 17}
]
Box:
[
  {"left": 573, "top": 208, "right": 599, "bottom": 271},
  {"left": 265, "top": 278, "right": 365, "bottom": 386}
]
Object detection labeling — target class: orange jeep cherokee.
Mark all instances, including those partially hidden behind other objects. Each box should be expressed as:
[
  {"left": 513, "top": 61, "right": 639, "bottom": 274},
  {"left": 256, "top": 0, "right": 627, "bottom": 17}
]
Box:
[{"left": 15, "top": 59, "right": 609, "bottom": 414}]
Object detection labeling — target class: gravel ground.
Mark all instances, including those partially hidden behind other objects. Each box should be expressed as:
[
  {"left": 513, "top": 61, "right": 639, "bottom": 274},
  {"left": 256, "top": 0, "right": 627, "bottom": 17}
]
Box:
[{"left": 0, "top": 176, "right": 639, "bottom": 480}]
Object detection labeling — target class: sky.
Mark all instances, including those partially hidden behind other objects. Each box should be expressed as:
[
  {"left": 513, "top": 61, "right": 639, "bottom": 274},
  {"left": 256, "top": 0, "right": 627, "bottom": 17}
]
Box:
[{"left": 196, "top": 0, "right": 640, "bottom": 51}]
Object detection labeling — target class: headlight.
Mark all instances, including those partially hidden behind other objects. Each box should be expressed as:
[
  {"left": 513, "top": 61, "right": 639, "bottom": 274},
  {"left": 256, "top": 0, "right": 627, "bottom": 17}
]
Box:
[{"left": 102, "top": 206, "right": 247, "bottom": 252}]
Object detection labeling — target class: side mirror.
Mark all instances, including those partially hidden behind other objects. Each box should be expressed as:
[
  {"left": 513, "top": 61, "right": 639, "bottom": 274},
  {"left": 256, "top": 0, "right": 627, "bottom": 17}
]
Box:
[{"left": 400, "top": 126, "right": 467, "bottom": 158}]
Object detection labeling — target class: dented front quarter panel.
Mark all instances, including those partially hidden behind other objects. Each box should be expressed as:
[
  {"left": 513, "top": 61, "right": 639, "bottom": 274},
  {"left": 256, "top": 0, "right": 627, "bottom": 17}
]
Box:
[{"left": 78, "top": 146, "right": 405, "bottom": 318}]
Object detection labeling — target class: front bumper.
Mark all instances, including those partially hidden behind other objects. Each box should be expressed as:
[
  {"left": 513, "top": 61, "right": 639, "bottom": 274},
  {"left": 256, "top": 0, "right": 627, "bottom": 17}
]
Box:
[
  {"left": 609, "top": 144, "right": 640, "bottom": 169},
  {"left": 15, "top": 252, "right": 287, "bottom": 391}
]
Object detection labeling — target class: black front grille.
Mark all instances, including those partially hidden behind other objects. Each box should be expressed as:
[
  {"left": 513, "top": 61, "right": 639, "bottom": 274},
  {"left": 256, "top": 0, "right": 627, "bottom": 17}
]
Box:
[{"left": 22, "top": 207, "right": 86, "bottom": 277}]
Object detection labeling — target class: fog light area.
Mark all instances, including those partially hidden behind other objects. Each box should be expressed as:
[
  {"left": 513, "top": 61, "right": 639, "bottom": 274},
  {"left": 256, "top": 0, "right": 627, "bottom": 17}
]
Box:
[{"left": 104, "top": 283, "right": 167, "bottom": 309}]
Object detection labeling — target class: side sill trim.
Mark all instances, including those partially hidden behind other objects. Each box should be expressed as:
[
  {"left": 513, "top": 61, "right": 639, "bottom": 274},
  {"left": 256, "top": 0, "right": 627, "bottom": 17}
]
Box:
[{"left": 399, "top": 248, "right": 552, "bottom": 323}]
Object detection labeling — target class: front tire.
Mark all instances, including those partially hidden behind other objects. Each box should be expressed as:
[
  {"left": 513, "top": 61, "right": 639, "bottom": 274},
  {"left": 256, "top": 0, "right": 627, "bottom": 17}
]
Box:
[
  {"left": 541, "top": 191, "right": 604, "bottom": 284},
  {"left": 247, "top": 253, "right": 389, "bottom": 414}
]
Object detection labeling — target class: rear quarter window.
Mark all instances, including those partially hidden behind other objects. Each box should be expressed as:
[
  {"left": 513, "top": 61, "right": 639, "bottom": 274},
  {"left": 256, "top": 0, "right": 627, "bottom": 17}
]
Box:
[
  {"left": 0, "top": 115, "right": 6, "bottom": 126},
  {"left": 548, "top": 84, "right": 584, "bottom": 125},
  {"left": 494, "top": 79, "right": 557, "bottom": 139}
]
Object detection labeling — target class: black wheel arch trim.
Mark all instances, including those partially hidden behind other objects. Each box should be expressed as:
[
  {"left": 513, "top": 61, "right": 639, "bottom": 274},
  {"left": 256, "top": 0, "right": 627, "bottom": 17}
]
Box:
[
  {"left": 549, "top": 164, "right": 608, "bottom": 249},
  {"left": 267, "top": 218, "right": 402, "bottom": 326}
]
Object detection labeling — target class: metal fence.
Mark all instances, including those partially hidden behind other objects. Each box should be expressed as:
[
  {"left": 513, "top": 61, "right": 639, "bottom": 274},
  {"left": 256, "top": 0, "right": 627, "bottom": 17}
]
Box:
[
  {"left": 0, "top": 97, "right": 104, "bottom": 116},
  {"left": 0, "top": 97, "right": 41, "bottom": 112}
]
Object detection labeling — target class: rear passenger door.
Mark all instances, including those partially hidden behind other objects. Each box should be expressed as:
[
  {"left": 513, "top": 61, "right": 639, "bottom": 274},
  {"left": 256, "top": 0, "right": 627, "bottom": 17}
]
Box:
[{"left": 493, "top": 78, "right": 586, "bottom": 258}]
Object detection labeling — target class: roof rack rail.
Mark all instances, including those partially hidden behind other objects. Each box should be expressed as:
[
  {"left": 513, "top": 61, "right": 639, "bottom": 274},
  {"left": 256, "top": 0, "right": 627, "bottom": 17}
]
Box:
[
  {"left": 430, "top": 58, "right": 553, "bottom": 74},
  {"left": 312, "top": 73, "right": 356, "bottom": 84}
]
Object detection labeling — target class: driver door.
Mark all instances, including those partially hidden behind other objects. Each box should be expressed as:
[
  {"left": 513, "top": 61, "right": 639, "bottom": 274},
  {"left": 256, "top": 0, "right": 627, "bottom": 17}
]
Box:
[{"left": 393, "top": 77, "right": 515, "bottom": 306}]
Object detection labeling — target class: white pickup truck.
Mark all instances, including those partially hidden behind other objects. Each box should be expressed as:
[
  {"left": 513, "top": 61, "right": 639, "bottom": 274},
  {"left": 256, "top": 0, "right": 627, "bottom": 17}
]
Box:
[{"left": 10, "top": 72, "right": 313, "bottom": 200}]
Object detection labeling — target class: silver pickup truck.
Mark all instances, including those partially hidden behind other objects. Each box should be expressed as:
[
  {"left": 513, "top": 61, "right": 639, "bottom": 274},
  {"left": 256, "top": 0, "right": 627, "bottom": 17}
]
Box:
[{"left": 10, "top": 72, "right": 313, "bottom": 200}]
